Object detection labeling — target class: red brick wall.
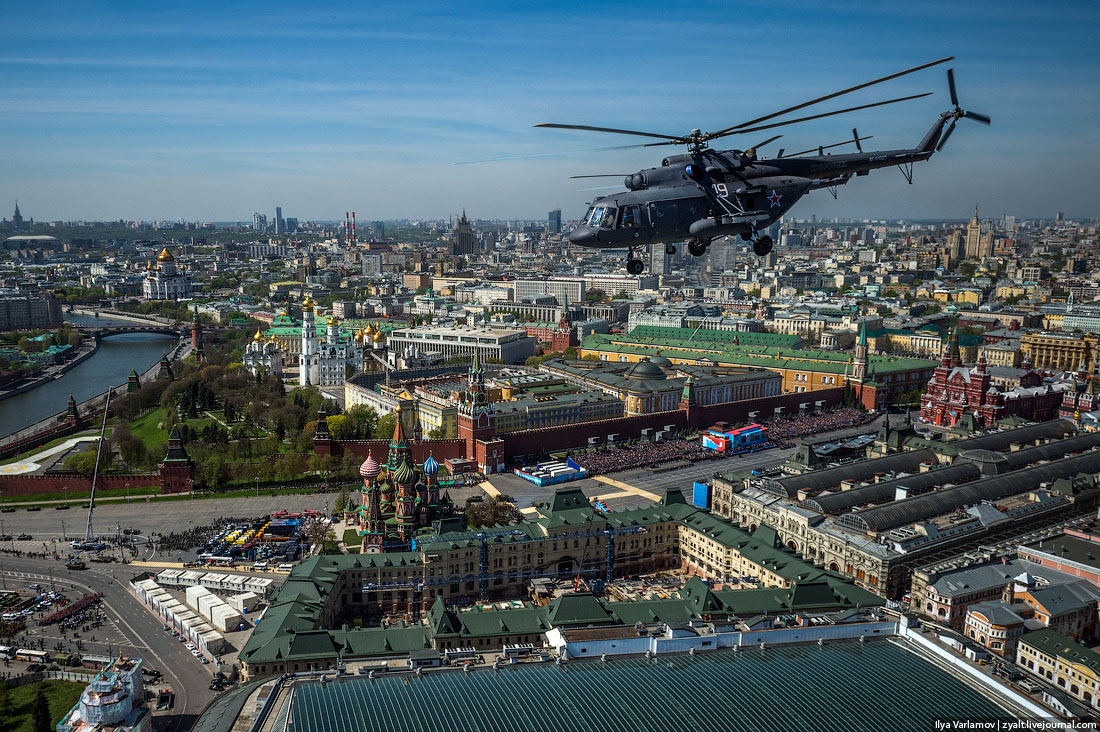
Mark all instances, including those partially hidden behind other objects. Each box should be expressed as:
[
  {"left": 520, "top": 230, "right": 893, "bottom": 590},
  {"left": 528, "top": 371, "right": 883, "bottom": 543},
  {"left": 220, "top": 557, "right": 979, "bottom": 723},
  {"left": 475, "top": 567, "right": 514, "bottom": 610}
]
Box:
[
  {"left": 326, "top": 439, "right": 467, "bottom": 464},
  {"left": 501, "top": 411, "right": 688, "bottom": 457},
  {"left": 0, "top": 473, "right": 160, "bottom": 498},
  {"left": 693, "top": 387, "right": 846, "bottom": 426}
]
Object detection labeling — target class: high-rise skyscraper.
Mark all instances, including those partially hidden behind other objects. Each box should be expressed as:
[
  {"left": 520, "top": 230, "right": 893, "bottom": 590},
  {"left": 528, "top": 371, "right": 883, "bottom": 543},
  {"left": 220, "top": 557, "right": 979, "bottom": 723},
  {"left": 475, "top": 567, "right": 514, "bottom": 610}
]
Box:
[
  {"left": 453, "top": 210, "right": 476, "bottom": 256},
  {"left": 963, "top": 205, "right": 982, "bottom": 259},
  {"left": 275, "top": 207, "right": 283, "bottom": 235},
  {"left": 649, "top": 243, "right": 669, "bottom": 276},
  {"left": 253, "top": 212, "right": 267, "bottom": 231},
  {"left": 548, "top": 209, "right": 562, "bottom": 235}
]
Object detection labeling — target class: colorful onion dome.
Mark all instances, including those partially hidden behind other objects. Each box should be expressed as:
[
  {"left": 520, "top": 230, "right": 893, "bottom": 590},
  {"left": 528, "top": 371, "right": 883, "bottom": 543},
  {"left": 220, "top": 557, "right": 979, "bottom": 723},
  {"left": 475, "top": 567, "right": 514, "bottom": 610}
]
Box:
[
  {"left": 359, "top": 454, "right": 381, "bottom": 478},
  {"left": 392, "top": 458, "right": 415, "bottom": 485},
  {"left": 422, "top": 453, "right": 439, "bottom": 476}
]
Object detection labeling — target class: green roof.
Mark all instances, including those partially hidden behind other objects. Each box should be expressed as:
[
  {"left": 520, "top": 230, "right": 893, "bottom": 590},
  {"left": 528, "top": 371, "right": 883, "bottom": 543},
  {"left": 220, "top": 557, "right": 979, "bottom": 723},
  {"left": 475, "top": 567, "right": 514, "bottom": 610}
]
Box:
[
  {"left": 1020, "top": 628, "right": 1100, "bottom": 675},
  {"left": 241, "top": 488, "right": 884, "bottom": 667},
  {"left": 628, "top": 326, "right": 801, "bottom": 348},
  {"left": 581, "top": 333, "right": 935, "bottom": 375}
]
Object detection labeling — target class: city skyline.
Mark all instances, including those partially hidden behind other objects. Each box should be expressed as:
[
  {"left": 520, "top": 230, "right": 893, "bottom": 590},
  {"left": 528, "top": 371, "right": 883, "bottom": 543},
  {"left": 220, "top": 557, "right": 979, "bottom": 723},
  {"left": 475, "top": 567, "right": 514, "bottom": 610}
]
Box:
[{"left": 1, "top": 1, "right": 1098, "bottom": 222}]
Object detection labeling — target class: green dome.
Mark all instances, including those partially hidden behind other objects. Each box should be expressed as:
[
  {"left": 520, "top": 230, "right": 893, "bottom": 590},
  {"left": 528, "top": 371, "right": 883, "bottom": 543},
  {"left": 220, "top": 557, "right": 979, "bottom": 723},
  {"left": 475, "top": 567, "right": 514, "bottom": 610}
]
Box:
[{"left": 392, "top": 459, "right": 416, "bottom": 485}]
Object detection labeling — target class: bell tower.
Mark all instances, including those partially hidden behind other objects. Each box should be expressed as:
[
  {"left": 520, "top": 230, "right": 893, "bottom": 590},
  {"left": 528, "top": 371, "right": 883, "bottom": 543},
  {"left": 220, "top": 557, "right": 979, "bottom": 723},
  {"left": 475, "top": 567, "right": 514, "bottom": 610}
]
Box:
[{"left": 852, "top": 321, "right": 868, "bottom": 381}]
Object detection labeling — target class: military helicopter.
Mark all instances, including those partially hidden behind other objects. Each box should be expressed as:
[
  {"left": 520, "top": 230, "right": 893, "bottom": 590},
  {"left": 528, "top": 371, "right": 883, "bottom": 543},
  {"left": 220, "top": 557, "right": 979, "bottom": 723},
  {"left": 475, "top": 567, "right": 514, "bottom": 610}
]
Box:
[{"left": 537, "top": 57, "right": 989, "bottom": 274}]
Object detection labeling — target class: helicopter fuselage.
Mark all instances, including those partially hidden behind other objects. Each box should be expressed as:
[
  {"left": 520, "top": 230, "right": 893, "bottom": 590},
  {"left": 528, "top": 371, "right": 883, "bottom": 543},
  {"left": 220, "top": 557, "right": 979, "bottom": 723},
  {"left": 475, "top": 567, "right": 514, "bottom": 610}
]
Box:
[{"left": 568, "top": 112, "right": 949, "bottom": 251}]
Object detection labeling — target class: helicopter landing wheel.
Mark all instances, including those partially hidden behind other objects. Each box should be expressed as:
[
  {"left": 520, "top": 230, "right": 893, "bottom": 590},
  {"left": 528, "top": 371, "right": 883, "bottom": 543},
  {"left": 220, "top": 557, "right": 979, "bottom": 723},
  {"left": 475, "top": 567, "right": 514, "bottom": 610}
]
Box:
[
  {"left": 740, "top": 232, "right": 753, "bottom": 241},
  {"left": 687, "top": 239, "right": 708, "bottom": 257},
  {"left": 626, "top": 258, "right": 645, "bottom": 275},
  {"left": 665, "top": 243, "right": 677, "bottom": 256},
  {"left": 753, "top": 235, "right": 773, "bottom": 257}
]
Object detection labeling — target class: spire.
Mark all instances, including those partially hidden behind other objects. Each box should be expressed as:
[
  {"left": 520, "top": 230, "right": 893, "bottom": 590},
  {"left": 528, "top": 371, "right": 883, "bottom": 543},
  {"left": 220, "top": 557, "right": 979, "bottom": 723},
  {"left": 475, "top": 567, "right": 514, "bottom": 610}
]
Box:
[
  {"left": 680, "top": 375, "right": 696, "bottom": 405},
  {"left": 857, "top": 319, "right": 867, "bottom": 346},
  {"left": 948, "top": 326, "right": 961, "bottom": 366}
]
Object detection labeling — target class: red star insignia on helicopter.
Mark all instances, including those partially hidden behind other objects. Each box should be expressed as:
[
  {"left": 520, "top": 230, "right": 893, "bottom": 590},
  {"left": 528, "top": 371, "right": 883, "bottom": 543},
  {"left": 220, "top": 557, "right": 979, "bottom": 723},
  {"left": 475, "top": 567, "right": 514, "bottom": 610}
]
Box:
[{"left": 767, "top": 191, "right": 782, "bottom": 207}]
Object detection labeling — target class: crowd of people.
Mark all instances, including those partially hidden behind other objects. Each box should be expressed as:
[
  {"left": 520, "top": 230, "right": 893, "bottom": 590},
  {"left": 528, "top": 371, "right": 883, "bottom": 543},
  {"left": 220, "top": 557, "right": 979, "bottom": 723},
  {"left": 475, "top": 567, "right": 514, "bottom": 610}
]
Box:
[
  {"left": 764, "top": 408, "right": 877, "bottom": 447},
  {"left": 569, "top": 438, "right": 725, "bottom": 477},
  {"left": 154, "top": 517, "right": 252, "bottom": 552}
]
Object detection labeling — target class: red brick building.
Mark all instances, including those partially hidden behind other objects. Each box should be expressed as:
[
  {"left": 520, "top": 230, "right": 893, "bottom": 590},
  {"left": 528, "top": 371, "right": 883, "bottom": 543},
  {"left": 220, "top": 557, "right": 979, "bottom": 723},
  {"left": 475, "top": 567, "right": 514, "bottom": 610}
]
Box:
[{"left": 920, "top": 330, "right": 1067, "bottom": 428}]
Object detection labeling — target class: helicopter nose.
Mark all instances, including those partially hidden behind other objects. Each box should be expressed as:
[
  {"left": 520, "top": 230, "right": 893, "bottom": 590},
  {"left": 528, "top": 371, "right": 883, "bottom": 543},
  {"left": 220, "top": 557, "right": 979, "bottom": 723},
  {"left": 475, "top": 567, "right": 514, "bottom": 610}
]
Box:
[{"left": 568, "top": 226, "right": 596, "bottom": 246}]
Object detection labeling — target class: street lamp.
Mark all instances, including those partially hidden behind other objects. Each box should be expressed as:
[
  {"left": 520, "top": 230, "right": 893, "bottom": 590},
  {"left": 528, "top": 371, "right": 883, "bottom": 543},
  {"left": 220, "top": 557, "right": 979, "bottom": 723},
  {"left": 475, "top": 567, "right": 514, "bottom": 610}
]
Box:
[
  {"left": 125, "top": 482, "right": 130, "bottom": 504},
  {"left": 63, "top": 485, "right": 69, "bottom": 505},
  {"left": 254, "top": 477, "right": 259, "bottom": 497}
]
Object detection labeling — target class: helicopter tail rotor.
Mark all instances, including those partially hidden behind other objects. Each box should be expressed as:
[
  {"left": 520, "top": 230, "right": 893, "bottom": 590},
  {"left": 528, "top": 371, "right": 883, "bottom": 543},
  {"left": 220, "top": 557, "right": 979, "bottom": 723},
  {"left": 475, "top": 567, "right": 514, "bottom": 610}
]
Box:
[{"left": 938, "top": 68, "right": 990, "bottom": 152}]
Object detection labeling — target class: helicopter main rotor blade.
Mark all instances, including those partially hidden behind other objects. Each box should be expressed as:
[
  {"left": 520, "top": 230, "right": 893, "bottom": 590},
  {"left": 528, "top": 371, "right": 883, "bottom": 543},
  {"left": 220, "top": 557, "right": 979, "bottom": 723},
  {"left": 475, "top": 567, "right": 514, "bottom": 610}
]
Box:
[
  {"left": 780, "top": 135, "right": 874, "bottom": 158},
  {"left": 533, "top": 123, "right": 683, "bottom": 142},
  {"left": 453, "top": 142, "right": 650, "bottom": 165},
  {"left": 714, "top": 93, "right": 932, "bottom": 138},
  {"left": 746, "top": 134, "right": 783, "bottom": 151},
  {"left": 964, "top": 110, "right": 991, "bottom": 125},
  {"left": 569, "top": 174, "right": 632, "bottom": 179},
  {"left": 947, "top": 68, "right": 959, "bottom": 108},
  {"left": 710, "top": 56, "right": 954, "bottom": 137}
]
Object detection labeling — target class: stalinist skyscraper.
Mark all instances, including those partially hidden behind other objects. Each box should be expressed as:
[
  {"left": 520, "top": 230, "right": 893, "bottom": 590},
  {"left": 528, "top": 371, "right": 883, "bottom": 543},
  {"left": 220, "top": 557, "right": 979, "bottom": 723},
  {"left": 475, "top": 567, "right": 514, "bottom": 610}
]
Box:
[{"left": 963, "top": 205, "right": 993, "bottom": 260}]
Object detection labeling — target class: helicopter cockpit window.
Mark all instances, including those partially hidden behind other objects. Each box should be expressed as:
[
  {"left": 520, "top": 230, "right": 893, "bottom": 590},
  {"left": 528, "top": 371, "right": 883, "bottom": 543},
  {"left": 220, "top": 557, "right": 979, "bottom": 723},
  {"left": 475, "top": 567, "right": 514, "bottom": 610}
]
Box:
[
  {"left": 619, "top": 206, "right": 639, "bottom": 228},
  {"left": 588, "top": 206, "right": 616, "bottom": 228}
]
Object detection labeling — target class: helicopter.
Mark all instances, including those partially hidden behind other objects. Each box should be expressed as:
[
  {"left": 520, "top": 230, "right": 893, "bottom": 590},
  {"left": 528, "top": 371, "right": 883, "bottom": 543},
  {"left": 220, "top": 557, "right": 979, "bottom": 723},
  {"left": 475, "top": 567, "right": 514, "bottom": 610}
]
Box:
[{"left": 537, "top": 57, "right": 990, "bottom": 274}]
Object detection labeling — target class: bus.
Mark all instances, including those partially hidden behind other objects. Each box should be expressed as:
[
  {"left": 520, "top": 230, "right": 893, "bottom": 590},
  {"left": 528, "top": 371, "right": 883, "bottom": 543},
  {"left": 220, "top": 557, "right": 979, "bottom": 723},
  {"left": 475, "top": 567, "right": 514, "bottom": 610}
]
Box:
[
  {"left": 15, "top": 649, "right": 50, "bottom": 663},
  {"left": 0, "top": 645, "right": 14, "bottom": 659}
]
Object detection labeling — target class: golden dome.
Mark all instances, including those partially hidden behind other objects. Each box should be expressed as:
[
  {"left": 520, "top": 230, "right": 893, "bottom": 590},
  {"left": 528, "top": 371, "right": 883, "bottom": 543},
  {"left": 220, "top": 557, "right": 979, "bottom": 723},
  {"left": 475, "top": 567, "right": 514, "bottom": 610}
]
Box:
[
  {"left": 327, "top": 316, "right": 338, "bottom": 326},
  {"left": 280, "top": 308, "right": 289, "bottom": 318},
  {"left": 157, "top": 247, "right": 174, "bottom": 262},
  {"left": 373, "top": 330, "right": 386, "bottom": 343},
  {"left": 253, "top": 329, "right": 264, "bottom": 342},
  {"left": 355, "top": 330, "right": 365, "bottom": 342},
  {"left": 302, "top": 296, "right": 315, "bottom": 311},
  {"left": 364, "top": 323, "right": 376, "bottom": 335}
]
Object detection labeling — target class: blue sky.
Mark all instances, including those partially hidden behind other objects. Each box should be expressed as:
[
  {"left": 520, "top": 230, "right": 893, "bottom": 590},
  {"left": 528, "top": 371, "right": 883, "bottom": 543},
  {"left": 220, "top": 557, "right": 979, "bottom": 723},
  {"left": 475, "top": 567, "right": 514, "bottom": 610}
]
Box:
[{"left": 1, "top": 1, "right": 1097, "bottom": 223}]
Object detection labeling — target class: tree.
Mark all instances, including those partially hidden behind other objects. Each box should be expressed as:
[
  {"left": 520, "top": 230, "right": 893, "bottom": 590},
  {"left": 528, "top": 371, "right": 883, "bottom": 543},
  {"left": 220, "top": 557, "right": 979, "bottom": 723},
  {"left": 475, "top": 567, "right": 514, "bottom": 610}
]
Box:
[
  {"left": 65, "top": 447, "right": 100, "bottom": 476},
  {"left": 373, "top": 412, "right": 398, "bottom": 440},
  {"left": 465, "top": 495, "right": 521, "bottom": 528},
  {"left": 32, "top": 687, "right": 50, "bottom": 732},
  {"left": 428, "top": 425, "right": 449, "bottom": 439}
]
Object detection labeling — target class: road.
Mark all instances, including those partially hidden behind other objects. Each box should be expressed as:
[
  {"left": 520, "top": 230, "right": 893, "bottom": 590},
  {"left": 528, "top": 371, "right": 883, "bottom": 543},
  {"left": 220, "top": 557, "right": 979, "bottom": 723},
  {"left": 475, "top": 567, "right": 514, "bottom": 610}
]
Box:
[
  {"left": 489, "top": 415, "right": 887, "bottom": 513},
  {"left": 0, "top": 494, "right": 337, "bottom": 543},
  {"left": 0, "top": 556, "right": 214, "bottom": 732}
]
